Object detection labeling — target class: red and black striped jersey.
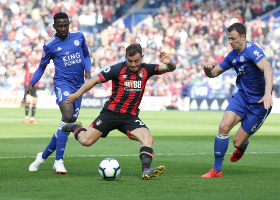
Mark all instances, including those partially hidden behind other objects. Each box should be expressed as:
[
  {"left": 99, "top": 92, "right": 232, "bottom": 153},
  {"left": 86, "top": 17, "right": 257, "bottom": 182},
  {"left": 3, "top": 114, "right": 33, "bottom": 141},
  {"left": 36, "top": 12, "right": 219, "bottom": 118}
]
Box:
[
  {"left": 98, "top": 62, "right": 160, "bottom": 116},
  {"left": 23, "top": 60, "right": 40, "bottom": 87}
]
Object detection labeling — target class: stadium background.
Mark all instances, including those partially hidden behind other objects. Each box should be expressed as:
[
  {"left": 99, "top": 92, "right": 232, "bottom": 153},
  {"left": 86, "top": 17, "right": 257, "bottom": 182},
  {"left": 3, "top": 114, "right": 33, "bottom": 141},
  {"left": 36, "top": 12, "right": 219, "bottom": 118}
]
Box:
[{"left": 1, "top": 0, "right": 280, "bottom": 112}]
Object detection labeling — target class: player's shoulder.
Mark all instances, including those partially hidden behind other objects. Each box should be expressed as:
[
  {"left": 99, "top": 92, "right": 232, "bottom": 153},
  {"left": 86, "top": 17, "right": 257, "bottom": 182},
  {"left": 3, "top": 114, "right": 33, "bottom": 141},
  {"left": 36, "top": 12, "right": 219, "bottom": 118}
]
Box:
[
  {"left": 44, "top": 35, "right": 57, "bottom": 47},
  {"left": 69, "top": 31, "right": 84, "bottom": 38},
  {"left": 245, "top": 41, "right": 261, "bottom": 51}
]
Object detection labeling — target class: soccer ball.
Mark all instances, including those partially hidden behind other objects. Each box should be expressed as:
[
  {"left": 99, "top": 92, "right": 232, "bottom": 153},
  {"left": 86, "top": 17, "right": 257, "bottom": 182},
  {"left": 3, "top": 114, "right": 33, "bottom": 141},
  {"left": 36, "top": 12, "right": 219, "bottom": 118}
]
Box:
[{"left": 98, "top": 158, "right": 121, "bottom": 180}]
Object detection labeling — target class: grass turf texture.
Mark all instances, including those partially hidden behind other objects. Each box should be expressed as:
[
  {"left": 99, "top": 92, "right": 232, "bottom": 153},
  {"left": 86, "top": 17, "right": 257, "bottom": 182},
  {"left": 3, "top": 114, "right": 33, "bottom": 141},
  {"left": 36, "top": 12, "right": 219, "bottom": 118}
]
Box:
[{"left": 0, "top": 108, "right": 279, "bottom": 200}]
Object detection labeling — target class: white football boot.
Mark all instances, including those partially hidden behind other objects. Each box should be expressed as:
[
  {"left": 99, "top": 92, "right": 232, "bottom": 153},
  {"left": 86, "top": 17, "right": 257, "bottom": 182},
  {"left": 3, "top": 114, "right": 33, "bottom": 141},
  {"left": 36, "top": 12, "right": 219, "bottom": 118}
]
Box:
[
  {"left": 53, "top": 159, "right": 67, "bottom": 174},
  {"left": 29, "top": 152, "right": 45, "bottom": 171}
]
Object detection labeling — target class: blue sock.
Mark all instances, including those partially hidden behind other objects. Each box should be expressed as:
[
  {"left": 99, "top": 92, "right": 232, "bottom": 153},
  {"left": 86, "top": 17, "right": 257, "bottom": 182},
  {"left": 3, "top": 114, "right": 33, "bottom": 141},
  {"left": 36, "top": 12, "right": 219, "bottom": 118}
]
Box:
[
  {"left": 213, "top": 132, "right": 229, "bottom": 172},
  {"left": 42, "top": 133, "right": 57, "bottom": 159},
  {"left": 237, "top": 140, "right": 248, "bottom": 151},
  {"left": 56, "top": 122, "right": 69, "bottom": 160}
]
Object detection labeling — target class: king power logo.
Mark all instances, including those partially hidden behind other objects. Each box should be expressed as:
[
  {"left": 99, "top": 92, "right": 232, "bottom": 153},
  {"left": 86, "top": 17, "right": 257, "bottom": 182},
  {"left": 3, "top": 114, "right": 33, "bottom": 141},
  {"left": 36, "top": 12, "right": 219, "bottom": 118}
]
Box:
[{"left": 63, "top": 52, "right": 81, "bottom": 66}]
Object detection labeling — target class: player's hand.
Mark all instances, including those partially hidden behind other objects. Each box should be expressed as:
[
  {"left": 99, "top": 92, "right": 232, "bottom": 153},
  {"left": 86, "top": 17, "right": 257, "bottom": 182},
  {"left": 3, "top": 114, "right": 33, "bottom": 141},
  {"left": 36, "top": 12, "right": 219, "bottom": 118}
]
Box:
[
  {"left": 85, "top": 71, "right": 91, "bottom": 80},
  {"left": 66, "top": 94, "right": 78, "bottom": 104},
  {"left": 203, "top": 63, "right": 216, "bottom": 71},
  {"left": 258, "top": 93, "right": 273, "bottom": 109},
  {"left": 159, "top": 52, "right": 172, "bottom": 64},
  {"left": 22, "top": 83, "right": 33, "bottom": 102}
]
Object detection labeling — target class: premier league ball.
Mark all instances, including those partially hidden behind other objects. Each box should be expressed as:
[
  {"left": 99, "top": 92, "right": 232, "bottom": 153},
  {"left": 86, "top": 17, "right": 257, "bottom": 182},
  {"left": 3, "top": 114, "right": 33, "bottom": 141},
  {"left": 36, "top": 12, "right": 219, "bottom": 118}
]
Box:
[{"left": 98, "top": 158, "right": 121, "bottom": 180}]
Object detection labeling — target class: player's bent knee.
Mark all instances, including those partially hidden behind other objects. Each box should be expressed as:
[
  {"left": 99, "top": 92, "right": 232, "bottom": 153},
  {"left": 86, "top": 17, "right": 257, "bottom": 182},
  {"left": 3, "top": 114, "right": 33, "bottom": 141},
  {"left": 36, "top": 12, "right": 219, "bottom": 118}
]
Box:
[
  {"left": 80, "top": 139, "right": 93, "bottom": 147},
  {"left": 219, "top": 123, "right": 230, "bottom": 134}
]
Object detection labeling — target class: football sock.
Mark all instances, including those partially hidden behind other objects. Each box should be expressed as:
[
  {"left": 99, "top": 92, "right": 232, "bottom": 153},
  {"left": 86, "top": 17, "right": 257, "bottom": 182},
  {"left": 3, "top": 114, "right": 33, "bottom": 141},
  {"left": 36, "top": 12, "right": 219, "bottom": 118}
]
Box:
[
  {"left": 139, "top": 146, "right": 154, "bottom": 172},
  {"left": 31, "top": 104, "right": 36, "bottom": 117},
  {"left": 56, "top": 122, "right": 68, "bottom": 160},
  {"left": 213, "top": 132, "right": 229, "bottom": 172},
  {"left": 73, "top": 127, "right": 87, "bottom": 140},
  {"left": 42, "top": 132, "right": 57, "bottom": 159},
  {"left": 237, "top": 140, "right": 248, "bottom": 151},
  {"left": 25, "top": 106, "right": 29, "bottom": 117}
]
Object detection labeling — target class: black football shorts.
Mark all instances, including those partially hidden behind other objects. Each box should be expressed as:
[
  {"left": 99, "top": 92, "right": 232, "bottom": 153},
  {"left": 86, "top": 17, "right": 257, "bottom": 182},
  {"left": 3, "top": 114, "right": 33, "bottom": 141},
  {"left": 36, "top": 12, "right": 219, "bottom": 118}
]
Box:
[{"left": 90, "top": 109, "right": 148, "bottom": 139}]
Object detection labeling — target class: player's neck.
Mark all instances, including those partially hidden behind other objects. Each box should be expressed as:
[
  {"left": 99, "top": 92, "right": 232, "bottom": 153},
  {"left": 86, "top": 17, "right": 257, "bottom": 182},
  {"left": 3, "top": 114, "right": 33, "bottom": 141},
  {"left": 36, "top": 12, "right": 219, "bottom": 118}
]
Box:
[{"left": 55, "top": 32, "right": 69, "bottom": 40}]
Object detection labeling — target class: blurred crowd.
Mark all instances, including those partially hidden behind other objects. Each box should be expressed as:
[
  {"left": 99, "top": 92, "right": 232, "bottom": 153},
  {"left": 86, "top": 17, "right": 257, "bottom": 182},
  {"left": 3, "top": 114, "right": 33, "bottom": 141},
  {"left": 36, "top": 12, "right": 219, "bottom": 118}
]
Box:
[{"left": 1, "top": 0, "right": 280, "bottom": 99}]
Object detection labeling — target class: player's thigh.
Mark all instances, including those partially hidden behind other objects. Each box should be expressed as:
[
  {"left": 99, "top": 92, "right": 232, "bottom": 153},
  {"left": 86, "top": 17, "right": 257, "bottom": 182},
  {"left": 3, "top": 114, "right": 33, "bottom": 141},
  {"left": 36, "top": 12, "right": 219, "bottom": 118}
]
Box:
[
  {"left": 241, "top": 104, "right": 272, "bottom": 135},
  {"left": 55, "top": 85, "right": 82, "bottom": 121},
  {"left": 117, "top": 116, "right": 150, "bottom": 141},
  {"left": 90, "top": 110, "right": 122, "bottom": 138},
  {"left": 129, "top": 128, "right": 153, "bottom": 146},
  {"left": 80, "top": 127, "right": 103, "bottom": 146},
  {"left": 221, "top": 95, "right": 245, "bottom": 133}
]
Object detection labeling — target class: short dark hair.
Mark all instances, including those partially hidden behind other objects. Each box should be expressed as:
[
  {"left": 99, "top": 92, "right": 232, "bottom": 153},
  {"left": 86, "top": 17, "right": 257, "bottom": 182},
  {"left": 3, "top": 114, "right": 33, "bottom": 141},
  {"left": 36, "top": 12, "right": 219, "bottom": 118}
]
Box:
[
  {"left": 53, "top": 12, "right": 69, "bottom": 23},
  {"left": 227, "top": 22, "right": 246, "bottom": 37},
  {"left": 126, "top": 43, "right": 142, "bottom": 57}
]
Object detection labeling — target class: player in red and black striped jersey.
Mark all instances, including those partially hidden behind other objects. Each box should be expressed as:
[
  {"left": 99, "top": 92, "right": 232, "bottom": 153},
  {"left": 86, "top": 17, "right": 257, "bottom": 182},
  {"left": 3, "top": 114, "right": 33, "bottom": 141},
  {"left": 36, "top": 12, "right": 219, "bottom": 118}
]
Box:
[
  {"left": 22, "top": 51, "right": 40, "bottom": 124},
  {"left": 62, "top": 43, "right": 176, "bottom": 180}
]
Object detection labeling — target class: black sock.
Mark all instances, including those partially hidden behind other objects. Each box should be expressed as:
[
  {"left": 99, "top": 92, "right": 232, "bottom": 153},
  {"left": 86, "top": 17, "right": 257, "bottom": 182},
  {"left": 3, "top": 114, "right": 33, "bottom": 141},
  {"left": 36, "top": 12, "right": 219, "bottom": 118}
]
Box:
[
  {"left": 139, "top": 146, "right": 153, "bottom": 172},
  {"left": 25, "top": 106, "right": 29, "bottom": 117},
  {"left": 31, "top": 107, "right": 36, "bottom": 117},
  {"left": 73, "top": 127, "right": 87, "bottom": 140}
]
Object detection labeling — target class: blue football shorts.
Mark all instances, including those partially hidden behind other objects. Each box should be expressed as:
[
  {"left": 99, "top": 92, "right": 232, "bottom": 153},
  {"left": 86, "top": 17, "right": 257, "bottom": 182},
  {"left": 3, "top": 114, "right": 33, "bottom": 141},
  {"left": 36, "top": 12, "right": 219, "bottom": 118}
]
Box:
[
  {"left": 54, "top": 85, "right": 82, "bottom": 119},
  {"left": 226, "top": 92, "right": 272, "bottom": 135}
]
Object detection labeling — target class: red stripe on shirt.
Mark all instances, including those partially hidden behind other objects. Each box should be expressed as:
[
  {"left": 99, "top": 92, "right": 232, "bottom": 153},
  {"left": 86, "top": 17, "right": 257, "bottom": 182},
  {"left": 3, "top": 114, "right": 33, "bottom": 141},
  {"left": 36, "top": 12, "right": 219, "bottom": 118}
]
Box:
[
  {"left": 120, "top": 72, "right": 136, "bottom": 114},
  {"left": 131, "top": 68, "right": 148, "bottom": 116},
  {"left": 98, "top": 74, "right": 105, "bottom": 83},
  {"left": 108, "top": 67, "right": 126, "bottom": 111}
]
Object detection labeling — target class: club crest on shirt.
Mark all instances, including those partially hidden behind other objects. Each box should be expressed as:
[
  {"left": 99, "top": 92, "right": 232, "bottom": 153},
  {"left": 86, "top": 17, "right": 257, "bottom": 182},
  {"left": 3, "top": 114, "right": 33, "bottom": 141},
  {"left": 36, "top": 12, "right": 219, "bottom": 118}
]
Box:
[
  {"left": 96, "top": 119, "right": 102, "bottom": 126},
  {"left": 63, "top": 91, "right": 69, "bottom": 96},
  {"left": 138, "top": 70, "right": 144, "bottom": 78},
  {"left": 104, "top": 67, "right": 111, "bottom": 73},
  {"left": 74, "top": 40, "right": 80, "bottom": 46},
  {"left": 240, "top": 56, "right": 244, "bottom": 62}
]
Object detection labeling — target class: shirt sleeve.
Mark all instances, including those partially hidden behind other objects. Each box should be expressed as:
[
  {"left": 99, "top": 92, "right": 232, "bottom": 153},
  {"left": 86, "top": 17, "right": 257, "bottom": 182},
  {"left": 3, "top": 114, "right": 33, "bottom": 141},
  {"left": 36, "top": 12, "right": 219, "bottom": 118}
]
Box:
[
  {"left": 144, "top": 63, "right": 160, "bottom": 78},
  {"left": 81, "top": 33, "right": 89, "bottom": 51},
  {"left": 99, "top": 64, "right": 120, "bottom": 83},
  {"left": 40, "top": 45, "right": 53, "bottom": 65},
  {"left": 219, "top": 52, "right": 233, "bottom": 70},
  {"left": 246, "top": 44, "right": 266, "bottom": 65}
]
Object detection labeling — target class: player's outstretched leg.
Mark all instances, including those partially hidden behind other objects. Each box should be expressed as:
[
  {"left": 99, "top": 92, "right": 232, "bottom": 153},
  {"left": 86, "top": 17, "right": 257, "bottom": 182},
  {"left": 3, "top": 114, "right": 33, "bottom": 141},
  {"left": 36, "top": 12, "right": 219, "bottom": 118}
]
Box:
[
  {"left": 201, "top": 168, "right": 222, "bottom": 178},
  {"left": 230, "top": 140, "right": 249, "bottom": 162},
  {"left": 29, "top": 152, "right": 45, "bottom": 171},
  {"left": 141, "top": 165, "right": 165, "bottom": 180}
]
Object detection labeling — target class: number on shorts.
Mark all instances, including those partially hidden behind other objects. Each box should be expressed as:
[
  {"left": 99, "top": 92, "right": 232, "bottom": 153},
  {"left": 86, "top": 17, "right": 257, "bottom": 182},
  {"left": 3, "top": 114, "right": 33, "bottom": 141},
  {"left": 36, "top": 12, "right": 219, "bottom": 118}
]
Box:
[
  {"left": 73, "top": 108, "right": 80, "bottom": 118},
  {"left": 135, "top": 120, "right": 144, "bottom": 125}
]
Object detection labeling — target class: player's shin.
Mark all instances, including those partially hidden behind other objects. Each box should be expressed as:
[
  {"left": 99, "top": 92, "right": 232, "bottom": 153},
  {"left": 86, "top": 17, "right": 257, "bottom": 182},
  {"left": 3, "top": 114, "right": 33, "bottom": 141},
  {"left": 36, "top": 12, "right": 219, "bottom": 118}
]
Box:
[
  {"left": 42, "top": 132, "right": 57, "bottom": 159},
  {"left": 139, "top": 146, "right": 154, "bottom": 172},
  {"left": 56, "top": 129, "right": 69, "bottom": 160},
  {"left": 214, "top": 132, "right": 229, "bottom": 172}
]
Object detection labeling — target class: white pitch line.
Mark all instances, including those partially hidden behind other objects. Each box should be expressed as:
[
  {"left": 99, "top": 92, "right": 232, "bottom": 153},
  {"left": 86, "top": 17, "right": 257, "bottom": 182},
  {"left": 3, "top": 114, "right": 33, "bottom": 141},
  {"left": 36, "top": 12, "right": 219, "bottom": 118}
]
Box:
[{"left": 0, "top": 152, "right": 279, "bottom": 159}]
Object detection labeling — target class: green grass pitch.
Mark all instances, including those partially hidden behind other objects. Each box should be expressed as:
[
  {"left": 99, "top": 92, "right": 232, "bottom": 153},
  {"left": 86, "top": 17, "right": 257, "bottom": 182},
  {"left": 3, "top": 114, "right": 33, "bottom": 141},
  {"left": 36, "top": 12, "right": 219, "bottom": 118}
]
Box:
[{"left": 0, "top": 108, "right": 279, "bottom": 200}]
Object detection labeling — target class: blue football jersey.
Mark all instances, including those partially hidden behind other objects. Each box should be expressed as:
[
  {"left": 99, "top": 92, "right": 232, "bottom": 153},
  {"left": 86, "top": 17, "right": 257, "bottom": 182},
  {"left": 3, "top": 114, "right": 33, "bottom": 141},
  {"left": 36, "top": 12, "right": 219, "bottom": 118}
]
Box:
[
  {"left": 40, "top": 31, "right": 88, "bottom": 89},
  {"left": 219, "top": 41, "right": 267, "bottom": 103}
]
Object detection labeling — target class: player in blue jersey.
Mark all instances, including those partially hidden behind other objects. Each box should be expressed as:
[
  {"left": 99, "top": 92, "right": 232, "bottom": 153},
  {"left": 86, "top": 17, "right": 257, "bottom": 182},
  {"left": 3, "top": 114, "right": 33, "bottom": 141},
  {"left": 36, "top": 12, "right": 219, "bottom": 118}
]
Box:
[
  {"left": 23, "top": 12, "right": 91, "bottom": 174},
  {"left": 201, "top": 22, "right": 273, "bottom": 178}
]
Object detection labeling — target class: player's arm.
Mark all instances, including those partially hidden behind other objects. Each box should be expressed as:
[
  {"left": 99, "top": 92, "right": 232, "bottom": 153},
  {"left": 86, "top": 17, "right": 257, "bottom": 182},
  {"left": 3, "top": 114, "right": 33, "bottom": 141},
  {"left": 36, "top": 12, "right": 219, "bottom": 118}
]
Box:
[
  {"left": 157, "top": 52, "right": 176, "bottom": 75},
  {"left": 83, "top": 48, "right": 91, "bottom": 80},
  {"left": 203, "top": 63, "right": 227, "bottom": 78},
  {"left": 256, "top": 57, "right": 273, "bottom": 109},
  {"left": 23, "top": 63, "right": 47, "bottom": 102},
  {"left": 66, "top": 75, "right": 102, "bottom": 103}
]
